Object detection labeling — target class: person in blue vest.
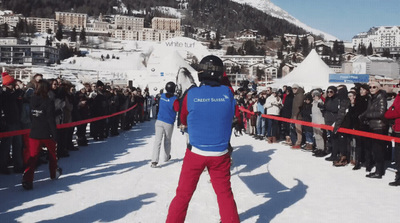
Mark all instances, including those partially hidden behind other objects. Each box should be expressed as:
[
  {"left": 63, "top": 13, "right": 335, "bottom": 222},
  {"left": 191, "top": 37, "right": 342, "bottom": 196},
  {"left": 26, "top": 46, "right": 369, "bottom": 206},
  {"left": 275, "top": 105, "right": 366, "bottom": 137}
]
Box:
[
  {"left": 166, "top": 55, "right": 240, "bottom": 223},
  {"left": 151, "top": 81, "right": 178, "bottom": 168}
]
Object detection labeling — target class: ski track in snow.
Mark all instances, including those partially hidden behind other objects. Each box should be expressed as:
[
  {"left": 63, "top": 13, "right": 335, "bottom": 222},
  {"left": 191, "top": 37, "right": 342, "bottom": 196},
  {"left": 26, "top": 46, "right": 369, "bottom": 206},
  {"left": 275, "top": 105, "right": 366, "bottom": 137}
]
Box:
[{"left": 0, "top": 119, "right": 400, "bottom": 222}]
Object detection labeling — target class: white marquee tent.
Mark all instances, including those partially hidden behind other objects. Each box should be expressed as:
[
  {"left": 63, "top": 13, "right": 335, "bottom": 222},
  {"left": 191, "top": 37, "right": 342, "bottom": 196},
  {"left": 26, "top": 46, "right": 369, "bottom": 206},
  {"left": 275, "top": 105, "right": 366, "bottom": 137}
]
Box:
[{"left": 273, "top": 49, "right": 337, "bottom": 91}]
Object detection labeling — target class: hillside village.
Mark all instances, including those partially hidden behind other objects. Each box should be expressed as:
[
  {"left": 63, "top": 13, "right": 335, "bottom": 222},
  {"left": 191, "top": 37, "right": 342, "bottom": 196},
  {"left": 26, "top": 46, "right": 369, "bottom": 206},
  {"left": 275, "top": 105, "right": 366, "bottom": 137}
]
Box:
[{"left": 0, "top": 7, "right": 399, "bottom": 90}]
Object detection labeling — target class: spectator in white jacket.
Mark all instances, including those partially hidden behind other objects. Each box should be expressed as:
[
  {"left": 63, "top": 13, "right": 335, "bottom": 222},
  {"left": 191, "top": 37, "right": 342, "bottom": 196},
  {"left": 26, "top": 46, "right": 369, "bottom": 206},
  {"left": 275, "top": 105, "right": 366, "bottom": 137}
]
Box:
[
  {"left": 311, "top": 90, "right": 326, "bottom": 157},
  {"left": 264, "top": 88, "right": 282, "bottom": 143}
]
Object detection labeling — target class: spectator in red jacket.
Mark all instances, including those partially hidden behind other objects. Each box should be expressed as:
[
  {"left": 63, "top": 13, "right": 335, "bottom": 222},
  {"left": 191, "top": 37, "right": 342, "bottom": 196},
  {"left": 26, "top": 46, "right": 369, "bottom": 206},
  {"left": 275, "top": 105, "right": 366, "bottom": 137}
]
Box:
[{"left": 385, "top": 92, "right": 400, "bottom": 186}]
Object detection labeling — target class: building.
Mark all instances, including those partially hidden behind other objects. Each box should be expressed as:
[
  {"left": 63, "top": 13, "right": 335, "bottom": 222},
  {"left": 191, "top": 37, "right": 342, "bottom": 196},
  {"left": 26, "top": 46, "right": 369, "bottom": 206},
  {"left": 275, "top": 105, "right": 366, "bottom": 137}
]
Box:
[
  {"left": 25, "top": 17, "right": 56, "bottom": 33},
  {"left": 284, "top": 33, "right": 315, "bottom": 46},
  {"left": 151, "top": 17, "right": 181, "bottom": 32},
  {"left": 1, "top": 14, "right": 20, "bottom": 28},
  {"left": 352, "top": 26, "right": 400, "bottom": 56},
  {"left": 112, "top": 28, "right": 183, "bottom": 42},
  {"left": 342, "top": 55, "right": 400, "bottom": 78},
  {"left": 114, "top": 15, "right": 144, "bottom": 30},
  {"left": 237, "top": 29, "right": 258, "bottom": 41},
  {"left": 86, "top": 20, "right": 111, "bottom": 35},
  {"left": 55, "top": 12, "right": 87, "bottom": 29},
  {"left": 0, "top": 38, "right": 59, "bottom": 65},
  {"left": 221, "top": 55, "right": 272, "bottom": 81}
]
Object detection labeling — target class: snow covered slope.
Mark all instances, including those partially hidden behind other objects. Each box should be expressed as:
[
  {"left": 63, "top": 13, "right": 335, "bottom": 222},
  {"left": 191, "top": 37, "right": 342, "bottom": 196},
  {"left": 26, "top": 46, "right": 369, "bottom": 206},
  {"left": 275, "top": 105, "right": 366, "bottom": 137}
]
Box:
[{"left": 231, "top": 0, "right": 338, "bottom": 41}]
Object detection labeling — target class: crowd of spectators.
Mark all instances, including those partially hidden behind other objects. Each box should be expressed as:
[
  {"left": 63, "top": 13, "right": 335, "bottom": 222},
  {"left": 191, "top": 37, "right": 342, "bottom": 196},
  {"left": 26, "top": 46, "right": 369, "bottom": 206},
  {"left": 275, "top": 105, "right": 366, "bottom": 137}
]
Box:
[
  {"left": 0, "top": 72, "right": 158, "bottom": 176},
  {"left": 234, "top": 82, "right": 400, "bottom": 186}
]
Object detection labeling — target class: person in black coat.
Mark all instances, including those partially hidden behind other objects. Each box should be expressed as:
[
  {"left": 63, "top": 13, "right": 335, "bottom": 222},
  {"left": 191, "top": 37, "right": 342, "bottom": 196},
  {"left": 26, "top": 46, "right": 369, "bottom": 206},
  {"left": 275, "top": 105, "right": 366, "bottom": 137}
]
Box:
[
  {"left": 360, "top": 82, "right": 388, "bottom": 178},
  {"left": 331, "top": 85, "right": 351, "bottom": 166},
  {"left": 0, "top": 72, "right": 23, "bottom": 174},
  {"left": 75, "top": 84, "right": 90, "bottom": 146},
  {"left": 352, "top": 84, "right": 370, "bottom": 170},
  {"left": 280, "top": 86, "right": 293, "bottom": 145},
  {"left": 90, "top": 80, "right": 107, "bottom": 141},
  {"left": 322, "top": 86, "right": 339, "bottom": 161},
  {"left": 300, "top": 93, "right": 313, "bottom": 150},
  {"left": 22, "top": 79, "right": 61, "bottom": 190},
  {"left": 108, "top": 87, "right": 120, "bottom": 136}
]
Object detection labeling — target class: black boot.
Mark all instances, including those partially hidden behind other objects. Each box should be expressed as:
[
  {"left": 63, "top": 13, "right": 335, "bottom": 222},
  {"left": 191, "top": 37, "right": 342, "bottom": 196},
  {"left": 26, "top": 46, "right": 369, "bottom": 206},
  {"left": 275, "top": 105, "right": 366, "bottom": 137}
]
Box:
[
  {"left": 352, "top": 162, "right": 361, "bottom": 170},
  {"left": 389, "top": 173, "right": 400, "bottom": 186},
  {"left": 366, "top": 172, "right": 382, "bottom": 179}
]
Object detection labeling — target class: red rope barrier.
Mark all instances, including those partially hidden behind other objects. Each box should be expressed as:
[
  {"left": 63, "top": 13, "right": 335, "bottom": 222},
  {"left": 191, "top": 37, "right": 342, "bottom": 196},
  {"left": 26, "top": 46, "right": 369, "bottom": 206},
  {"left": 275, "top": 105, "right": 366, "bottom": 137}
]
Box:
[
  {"left": 239, "top": 107, "right": 400, "bottom": 143},
  {"left": 0, "top": 104, "right": 138, "bottom": 138}
]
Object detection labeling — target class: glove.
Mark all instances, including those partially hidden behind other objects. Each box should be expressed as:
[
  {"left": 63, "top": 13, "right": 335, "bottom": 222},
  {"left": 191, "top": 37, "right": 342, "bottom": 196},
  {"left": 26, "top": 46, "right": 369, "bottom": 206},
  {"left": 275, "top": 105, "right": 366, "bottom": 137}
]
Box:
[
  {"left": 333, "top": 125, "right": 339, "bottom": 134},
  {"left": 89, "top": 92, "right": 97, "bottom": 99}
]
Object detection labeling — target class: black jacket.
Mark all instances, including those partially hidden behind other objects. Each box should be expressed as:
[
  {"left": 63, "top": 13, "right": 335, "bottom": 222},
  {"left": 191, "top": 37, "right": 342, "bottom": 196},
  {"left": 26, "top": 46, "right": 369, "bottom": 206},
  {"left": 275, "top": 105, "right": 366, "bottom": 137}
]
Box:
[
  {"left": 29, "top": 95, "right": 57, "bottom": 140},
  {"left": 333, "top": 87, "right": 351, "bottom": 132},
  {"left": 281, "top": 93, "right": 293, "bottom": 118},
  {"left": 2, "top": 87, "right": 21, "bottom": 125},
  {"left": 323, "top": 95, "right": 339, "bottom": 126},
  {"left": 360, "top": 90, "right": 388, "bottom": 131}
]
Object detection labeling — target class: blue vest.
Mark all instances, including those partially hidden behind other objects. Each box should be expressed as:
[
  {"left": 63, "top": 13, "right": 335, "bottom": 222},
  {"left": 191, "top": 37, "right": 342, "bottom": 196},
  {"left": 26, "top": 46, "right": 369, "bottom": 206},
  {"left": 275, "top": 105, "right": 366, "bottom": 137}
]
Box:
[
  {"left": 187, "top": 85, "right": 235, "bottom": 153},
  {"left": 157, "top": 93, "right": 177, "bottom": 125}
]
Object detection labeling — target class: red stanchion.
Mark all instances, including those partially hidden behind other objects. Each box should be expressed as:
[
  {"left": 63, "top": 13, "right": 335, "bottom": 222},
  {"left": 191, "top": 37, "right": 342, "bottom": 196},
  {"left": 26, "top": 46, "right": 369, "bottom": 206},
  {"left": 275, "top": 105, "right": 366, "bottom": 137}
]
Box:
[
  {"left": 0, "top": 104, "right": 138, "bottom": 138},
  {"left": 239, "top": 107, "right": 400, "bottom": 143}
]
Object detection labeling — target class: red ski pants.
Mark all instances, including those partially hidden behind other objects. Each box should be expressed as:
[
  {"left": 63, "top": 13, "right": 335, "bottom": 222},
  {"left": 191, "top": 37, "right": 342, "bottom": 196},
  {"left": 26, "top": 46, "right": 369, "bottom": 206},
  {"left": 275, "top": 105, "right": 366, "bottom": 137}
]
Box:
[
  {"left": 166, "top": 149, "right": 240, "bottom": 223},
  {"left": 23, "top": 138, "right": 57, "bottom": 182}
]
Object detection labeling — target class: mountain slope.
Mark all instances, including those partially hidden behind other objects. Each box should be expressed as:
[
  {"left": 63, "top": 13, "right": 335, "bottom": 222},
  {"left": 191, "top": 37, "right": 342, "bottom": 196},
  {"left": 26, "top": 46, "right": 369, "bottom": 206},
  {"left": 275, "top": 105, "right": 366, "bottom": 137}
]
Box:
[{"left": 231, "top": 0, "right": 338, "bottom": 41}]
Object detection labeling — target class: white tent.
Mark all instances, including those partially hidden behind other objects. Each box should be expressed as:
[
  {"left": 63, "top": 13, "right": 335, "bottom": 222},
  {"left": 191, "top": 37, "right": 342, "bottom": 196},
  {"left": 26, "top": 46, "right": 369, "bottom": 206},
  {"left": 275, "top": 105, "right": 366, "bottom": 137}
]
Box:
[{"left": 273, "top": 49, "right": 336, "bottom": 91}]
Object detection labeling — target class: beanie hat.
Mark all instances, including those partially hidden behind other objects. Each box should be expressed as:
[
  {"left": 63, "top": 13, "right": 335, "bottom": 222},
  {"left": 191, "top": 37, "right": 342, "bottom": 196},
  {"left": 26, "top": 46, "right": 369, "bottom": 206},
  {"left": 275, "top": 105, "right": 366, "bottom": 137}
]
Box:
[
  {"left": 360, "top": 83, "right": 370, "bottom": 91},
  {"left": 327, "top": 85, "right": 337, "bottom": 93},
  {"left": 292, "top": 83, "right": 300, "bottom": 89},
  {"left": 96, "top": 80, "right": 104, "bottom": 87},
  {"left": 75, "top": 83, "right": 85, "bottom": 91},
  {"left": 305, "top": 93, "right": 313, "bottom": 101},
  {"left": 2, "top": 72, "right": 15, "bottom": 86},
  {"left": 311, "top": 90, "right": 321, "bottom": 98}
]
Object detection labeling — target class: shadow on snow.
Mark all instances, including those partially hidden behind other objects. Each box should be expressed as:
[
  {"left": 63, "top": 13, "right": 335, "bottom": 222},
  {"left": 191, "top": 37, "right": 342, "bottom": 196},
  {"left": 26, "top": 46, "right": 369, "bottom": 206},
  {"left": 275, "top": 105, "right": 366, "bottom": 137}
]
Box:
[
  {"left": 232, "top": 145, "right": 308, "bottom": 222},
  {"left": 0, "top": 120, "right": 156, "bottom": 222}
]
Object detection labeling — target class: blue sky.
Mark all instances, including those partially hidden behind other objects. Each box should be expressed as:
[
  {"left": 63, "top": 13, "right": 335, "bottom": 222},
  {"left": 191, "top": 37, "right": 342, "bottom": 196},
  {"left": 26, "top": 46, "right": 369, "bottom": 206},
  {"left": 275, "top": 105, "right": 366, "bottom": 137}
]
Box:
[{"left": 273, "top": 0, "right": 400, "bottom": 41}]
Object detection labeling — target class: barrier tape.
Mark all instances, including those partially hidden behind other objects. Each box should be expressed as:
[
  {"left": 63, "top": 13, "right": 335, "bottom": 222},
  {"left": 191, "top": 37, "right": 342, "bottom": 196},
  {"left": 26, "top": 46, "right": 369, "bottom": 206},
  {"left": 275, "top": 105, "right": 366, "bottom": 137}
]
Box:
[
  {"left": 0, "top": 104, "right": 138, "bottom": 138},
  {"left": 239, "top": 107, "right": 400, "bottom": 144}
]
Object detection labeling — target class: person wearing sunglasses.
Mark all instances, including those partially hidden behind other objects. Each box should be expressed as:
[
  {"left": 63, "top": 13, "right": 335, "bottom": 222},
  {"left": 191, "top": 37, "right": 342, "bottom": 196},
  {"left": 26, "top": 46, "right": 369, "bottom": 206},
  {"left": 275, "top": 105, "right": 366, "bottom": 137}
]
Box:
[
  {"left": 322, "top": 86, "right": 339, "bottom": 161},
  {"left": 290, "top": 84, "right": 305, "bottom": 149},
  {"left": 359, "top": 82, "right": 388, "bottom": 179}
]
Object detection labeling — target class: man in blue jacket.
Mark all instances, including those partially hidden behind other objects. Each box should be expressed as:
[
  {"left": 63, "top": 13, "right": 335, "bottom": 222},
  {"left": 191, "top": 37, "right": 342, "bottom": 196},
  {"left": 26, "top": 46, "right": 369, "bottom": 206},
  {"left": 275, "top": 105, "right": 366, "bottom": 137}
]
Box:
[
  {"left": 151, "top": 82, "right": 178, "bottom": 168},
  {"left": 166, "top": 55, "right": 240, "bottom": 223}
]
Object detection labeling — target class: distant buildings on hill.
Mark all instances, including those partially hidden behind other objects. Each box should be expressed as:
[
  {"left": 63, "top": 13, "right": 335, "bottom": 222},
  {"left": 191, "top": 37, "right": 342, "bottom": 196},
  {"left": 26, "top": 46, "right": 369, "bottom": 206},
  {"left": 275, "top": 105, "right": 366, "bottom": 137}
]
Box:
[
  {"left": 352, "top": 26, "right": 400, "bottom": 56},
  {"left": 0, "top": 11, "right": 183, "bottom": 42}
]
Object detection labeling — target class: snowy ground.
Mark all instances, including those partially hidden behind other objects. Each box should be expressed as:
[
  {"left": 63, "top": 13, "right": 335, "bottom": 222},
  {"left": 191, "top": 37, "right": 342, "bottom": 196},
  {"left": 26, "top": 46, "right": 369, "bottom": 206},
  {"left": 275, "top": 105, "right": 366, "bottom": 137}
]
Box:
[{"left": 1, "top": 119, "right": 400, "bottom": 223}]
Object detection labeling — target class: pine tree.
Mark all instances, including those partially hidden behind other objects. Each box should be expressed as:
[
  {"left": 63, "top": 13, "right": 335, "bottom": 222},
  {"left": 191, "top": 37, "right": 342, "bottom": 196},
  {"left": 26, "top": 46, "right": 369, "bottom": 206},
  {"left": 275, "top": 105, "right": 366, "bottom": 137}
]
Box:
[
  {"left": 367, "top": 42, "right": 373, "bottom": 55},
  {"left": 71, "top": 27, "right": 77, "bottom": 42},
  {"left": 294, "top": 35, "right": 300, "bottom": 52},
  {"left": 382, "top": 48, "right": 391, "bottom": 58},
  {"left": 80, "top": 28, "right": 86, "bottom": 43},
  {"left": 56, "top": 22, "right": 63, "bottom": 41},
  {"left": 301, "top": 36, "right": 309, "bottom": 56},
  {"left": 332, "top": 40, "right": 339, "bottom": 55}
]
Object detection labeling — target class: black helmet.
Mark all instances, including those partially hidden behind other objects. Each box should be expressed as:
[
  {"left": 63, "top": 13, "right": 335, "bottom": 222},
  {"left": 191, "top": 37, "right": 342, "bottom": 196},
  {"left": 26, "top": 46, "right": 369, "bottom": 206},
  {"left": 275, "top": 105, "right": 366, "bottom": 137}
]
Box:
[
  {"left": 197, "top": 55, "right": 224, "bottom": 82},
  {"left": 165, "top": 81, "right": 176, "bottom": 94}
]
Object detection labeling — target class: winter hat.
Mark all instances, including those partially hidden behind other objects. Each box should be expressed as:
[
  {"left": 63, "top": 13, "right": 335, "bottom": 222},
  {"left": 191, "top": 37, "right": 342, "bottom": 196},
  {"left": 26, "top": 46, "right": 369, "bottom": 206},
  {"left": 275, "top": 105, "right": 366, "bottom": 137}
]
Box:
[
  {"left": 75, "top": 83, "right": 85, "bottom": 91},
  {"left": 327, "top": 85, "right": 337, "bottom": 93},
  {"left": 96, "top": 80, "right": 105, "bottom": 87},
  {"left": 305, "top": 93, "right": 313, "bottom": 101},
  {"left": 360, "top": 83, "right": 370, "bottom": 91},
  {"left": 292, "top": 83, "right": 300, "bottom": 89},
  {"left": 271, "top": 88, "right": 278, "bottom": 93},
  {"left": 1, "top": 72, "right": 15, "bottom": 86},
  {"left": 311, "top": 90, "right": 321, "bottom": 98}
]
